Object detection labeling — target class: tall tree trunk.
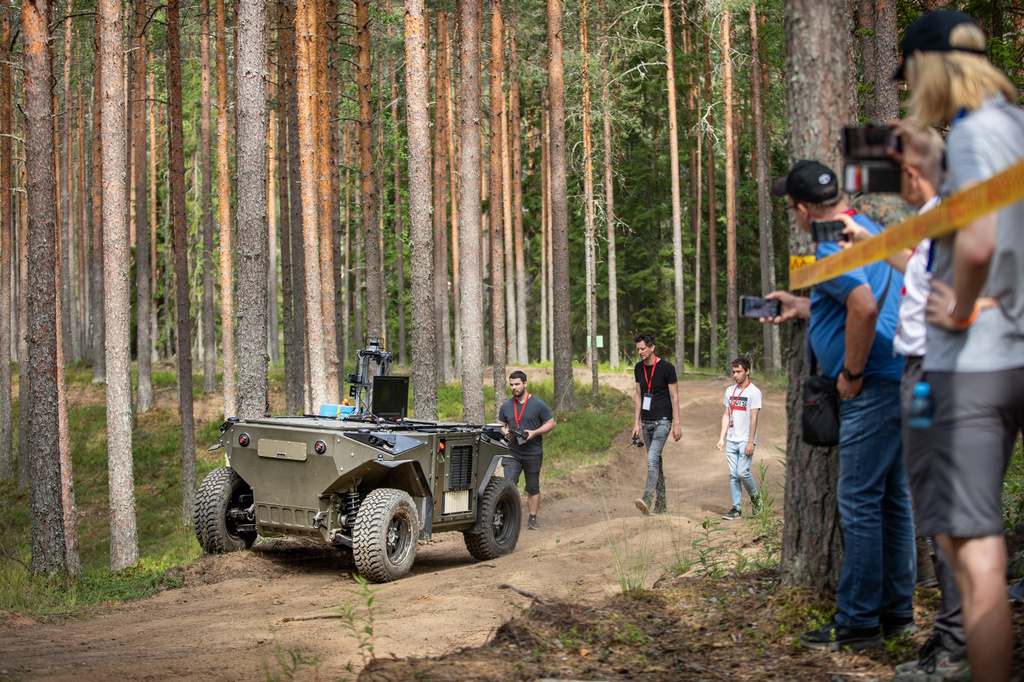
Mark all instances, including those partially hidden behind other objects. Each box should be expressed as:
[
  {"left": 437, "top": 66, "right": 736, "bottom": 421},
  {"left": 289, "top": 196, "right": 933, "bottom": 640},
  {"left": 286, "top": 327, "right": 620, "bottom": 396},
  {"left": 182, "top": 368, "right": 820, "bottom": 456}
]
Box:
[
  {"left": 781, "top": 0, "right": 854, "bottom": 590},
  {"left": 90, "top": 18, "right": 105, "bottom": 384},
  {"left": 540, "top": 99, "right": 548, "bottom": 364},
  {"left": 500, "top": 17, "right": 517, "bottom": 369},
  {"left": 18, "top": 127, "right": 30, "bottom": 491},
  {"left": 391, "top": 63, "right": 407, "bottom": 367},
  {"left": 100, "top": 0, "right": 139, "bottom": 570},
  {"left": 581, "top": 0, "right": 598, "bottom": 397},
  {"left": 75, "top": 87, "right": 86, "bottom": 362},
  {"left": 24, "top": 0, "right": 70, "bottom": 574},
  {"left": 872, "top": 0, "right": 898, "bottom": 122},
  {"left": 134, "top": 0, "right": 153, "bottom": 413},
  {"left": 235, "top": 0, "right": 269, "bottom": 419},
  {"left": 488, "top": 0, "right": 506, "bottom": 419},
  {"left": 663, "top": 0, "right": 685, "bottom": 369},
  {"left": 547, "top": 0, "right": 573, "bottom": 413},
  {"left": 722, "top": 11, "right": 738, "bottom": 364},
  {"left": 405, "top": 0, "right": 437, "bottom": 419},
  {"left": 750, "top": 4, "right": 779, "bottom": 375},
  {"left": 600, "top": 14, "right": 617, "bottom": 371},
  {"left": 315, "top": 0, "right": 338, "bottom": 403},
  {"left": 456, "top": 0, "right": 485, "bottom": 423},
  {"left": 296, "top": 0, "right": 328, "bottom": 410},
  {"left": 167, "top": 0, "right": 197, "bottom": 523},
  {"left": 216, "top": 0, "right": 236, "bottom": 416},
  {"left": 446, "top": 26, "right": 461, "bottom": 377},
  {"left": 267, "top": 82, "right": 279, "bottom": 366},
  {"left": 509, "top": 27, "right": 527, "bottom": 366},
  {"left": 355, "top": 0, "right": 382, "bottom": 344},
  {"left": 329, "top": 11, "right": 344, "bottom": 391},
  {"left": 704, "top": 31, "right": 718, "bottom": 371},
  {"left": 277, "top": 0, "right": 300, "bottom": 415},
  {"left": 432, "top": 10, "right": 453, "bottom": 386},
  {"left": 200, "top": 0, "right": 216, "bottom": 394},
  {"left": 148, "top": 62, "right": 159, "bottom": 363},
  {"left": 690, "top": 15, "right": 703, "bottom": 368},
  {"left": 60, "top": 13, "right": 73, "bottom": 365},
  {"left": 0, "top": 0, "right": 13, "bottom": 480}
]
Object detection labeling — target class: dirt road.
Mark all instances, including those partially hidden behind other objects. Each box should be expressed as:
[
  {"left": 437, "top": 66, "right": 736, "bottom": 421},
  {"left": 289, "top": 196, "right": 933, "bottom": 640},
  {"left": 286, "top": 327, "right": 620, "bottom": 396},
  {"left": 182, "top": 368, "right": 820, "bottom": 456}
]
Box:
[{"left": 0, "top": 373, "right": 787, "bottom": 681}]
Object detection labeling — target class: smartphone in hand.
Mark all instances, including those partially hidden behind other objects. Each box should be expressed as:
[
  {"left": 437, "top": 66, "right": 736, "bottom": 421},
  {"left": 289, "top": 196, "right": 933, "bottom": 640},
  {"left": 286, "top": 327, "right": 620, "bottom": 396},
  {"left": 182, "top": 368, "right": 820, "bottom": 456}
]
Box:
[
  {"left": 740, "top": 296, "right": 782, "bottom": 319},
  {"left": 810, "top": 220, "right": 847, "bottom": 242}
]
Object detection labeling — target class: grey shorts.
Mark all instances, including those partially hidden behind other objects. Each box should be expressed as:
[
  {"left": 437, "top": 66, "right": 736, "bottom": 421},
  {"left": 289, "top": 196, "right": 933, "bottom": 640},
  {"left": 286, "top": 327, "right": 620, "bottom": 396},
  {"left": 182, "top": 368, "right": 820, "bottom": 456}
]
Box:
[
  {"left": 502, "top": 453, "right": 542, "bottom": 495},
  {"left": 909, "top": 368, "right": 1024, "bottom": 538}
]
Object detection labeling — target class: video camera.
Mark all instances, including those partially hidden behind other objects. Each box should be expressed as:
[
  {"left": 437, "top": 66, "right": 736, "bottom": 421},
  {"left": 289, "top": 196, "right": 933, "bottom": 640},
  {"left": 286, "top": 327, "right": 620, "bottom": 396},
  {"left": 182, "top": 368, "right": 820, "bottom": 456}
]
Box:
[
  {"left": 507, "top": 425, "right": 529, "bottom": 443},
  {"left": 632, "top": 435, "right": 645, "bottom": 448},
  {"left": 842, "top": 125, "right": 903, "bottom": 193}
]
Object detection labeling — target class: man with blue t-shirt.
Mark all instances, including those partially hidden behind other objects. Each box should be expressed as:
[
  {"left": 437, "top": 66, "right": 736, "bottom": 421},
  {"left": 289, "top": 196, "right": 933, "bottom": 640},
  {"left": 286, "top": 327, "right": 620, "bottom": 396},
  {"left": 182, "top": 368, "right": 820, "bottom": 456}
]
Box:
[{"left": 772, "top": 160, "right": 916, "bottom": 652}]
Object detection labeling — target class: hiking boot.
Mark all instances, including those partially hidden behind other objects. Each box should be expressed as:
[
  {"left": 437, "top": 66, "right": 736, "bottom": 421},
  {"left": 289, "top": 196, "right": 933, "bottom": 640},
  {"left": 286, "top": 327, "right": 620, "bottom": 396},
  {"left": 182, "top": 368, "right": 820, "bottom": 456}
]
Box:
[
  {"left": 635, "top": 493, "right": 653, "bottom": 516},
  {"left": 893, "top": 633, "right": 970, "bottom": 681},
  {"left": 799, "top": 620, "right": 882, "bottom": 651},
  {"left": 722, "top": 507, "right": 742, "bottom": 521},
  {"left": 528, "top": 515, "right": 539, "bottom": 530},
  {"left": 882, "top": 616, "right": 918, "bottom": 638}
]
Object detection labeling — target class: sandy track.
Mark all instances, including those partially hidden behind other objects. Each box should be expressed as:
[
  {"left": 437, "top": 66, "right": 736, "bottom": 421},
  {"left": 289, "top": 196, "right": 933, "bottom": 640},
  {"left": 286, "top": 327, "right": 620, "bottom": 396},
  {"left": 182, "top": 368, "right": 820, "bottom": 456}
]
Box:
[{"left": 0, "top": 374, "right": 787, "bottom": 681}]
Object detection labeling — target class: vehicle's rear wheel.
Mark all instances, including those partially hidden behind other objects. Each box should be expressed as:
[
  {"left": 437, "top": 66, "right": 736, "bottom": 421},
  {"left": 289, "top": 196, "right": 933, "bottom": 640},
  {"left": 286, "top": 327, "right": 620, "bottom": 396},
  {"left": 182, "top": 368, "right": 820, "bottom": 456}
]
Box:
[
  {"left": 352, "top": 489, "right": 419, "bottom": 582},
  {"left": 464, "top": 477, "right": 522, "bottom": 560},
  {"left": 194, "top": 467, "right": 257, "bottom": 553}
]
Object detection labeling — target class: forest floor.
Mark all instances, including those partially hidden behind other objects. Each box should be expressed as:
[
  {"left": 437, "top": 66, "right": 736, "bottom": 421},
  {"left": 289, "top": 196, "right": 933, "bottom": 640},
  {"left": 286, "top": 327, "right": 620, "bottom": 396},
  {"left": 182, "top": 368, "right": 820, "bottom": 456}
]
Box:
[{"left": 1, "top": 368, "right": 1022, "bottom": 681}]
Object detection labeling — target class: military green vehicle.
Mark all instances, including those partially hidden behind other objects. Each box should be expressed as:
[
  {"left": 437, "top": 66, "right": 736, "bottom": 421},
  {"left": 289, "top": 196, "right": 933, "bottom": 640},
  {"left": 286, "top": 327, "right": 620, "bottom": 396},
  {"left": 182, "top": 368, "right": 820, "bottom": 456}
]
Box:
[{"left": 193, "top": 341, "right": 521, "bottom": 583}]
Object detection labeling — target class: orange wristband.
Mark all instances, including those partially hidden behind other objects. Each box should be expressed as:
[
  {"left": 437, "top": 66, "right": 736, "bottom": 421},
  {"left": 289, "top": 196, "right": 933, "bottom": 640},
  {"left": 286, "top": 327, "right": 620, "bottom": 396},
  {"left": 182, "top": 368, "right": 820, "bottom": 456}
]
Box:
[{"left": 947, "top": 299, "right": 980, "bottom": 329}]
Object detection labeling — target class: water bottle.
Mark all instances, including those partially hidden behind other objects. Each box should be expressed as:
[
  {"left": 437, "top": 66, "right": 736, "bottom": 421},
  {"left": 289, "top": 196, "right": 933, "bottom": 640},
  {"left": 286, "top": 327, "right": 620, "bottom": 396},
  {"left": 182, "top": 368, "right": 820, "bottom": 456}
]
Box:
[{"left": 907, "top": 382, "right": 934, "bottom": 430}]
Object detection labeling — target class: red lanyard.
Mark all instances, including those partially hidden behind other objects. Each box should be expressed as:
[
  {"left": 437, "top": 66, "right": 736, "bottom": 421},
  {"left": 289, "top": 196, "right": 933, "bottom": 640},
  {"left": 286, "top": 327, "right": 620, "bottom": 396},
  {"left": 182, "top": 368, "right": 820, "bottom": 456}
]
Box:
[
  {"left": 643, "top": 357, "right": 659, "bottom": 393},
  {"left": 729, "top": 382, "right": 750, "bottom": 416},
  {"left": 514, "top": 393, "right": 530, "bottom": 427}
]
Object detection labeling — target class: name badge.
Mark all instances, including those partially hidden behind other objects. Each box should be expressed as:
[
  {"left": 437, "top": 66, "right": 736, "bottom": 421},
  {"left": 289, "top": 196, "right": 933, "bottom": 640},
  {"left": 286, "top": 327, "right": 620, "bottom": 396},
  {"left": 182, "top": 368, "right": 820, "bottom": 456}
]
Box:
[
  {"left": 642, "top": 392, "right": 652, "bottom": 411},
  {"left": 517, "top": 436, "right": 527, "bottom": 445}
]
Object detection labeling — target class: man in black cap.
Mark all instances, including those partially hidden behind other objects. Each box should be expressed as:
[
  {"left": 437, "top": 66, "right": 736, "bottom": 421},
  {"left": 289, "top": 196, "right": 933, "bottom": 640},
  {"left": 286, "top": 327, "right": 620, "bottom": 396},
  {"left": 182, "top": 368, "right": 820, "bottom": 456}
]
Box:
[{"left": 773, "top": 161, "right": 917, "bottom": 652}]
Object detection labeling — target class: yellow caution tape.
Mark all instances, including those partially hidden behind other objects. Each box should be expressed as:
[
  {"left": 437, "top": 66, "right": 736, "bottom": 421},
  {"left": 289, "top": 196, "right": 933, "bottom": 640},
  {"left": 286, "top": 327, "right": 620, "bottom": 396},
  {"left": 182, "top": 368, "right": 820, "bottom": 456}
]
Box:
[{"left": 789, "top": 158, "right": 1024, "bottom": 290}]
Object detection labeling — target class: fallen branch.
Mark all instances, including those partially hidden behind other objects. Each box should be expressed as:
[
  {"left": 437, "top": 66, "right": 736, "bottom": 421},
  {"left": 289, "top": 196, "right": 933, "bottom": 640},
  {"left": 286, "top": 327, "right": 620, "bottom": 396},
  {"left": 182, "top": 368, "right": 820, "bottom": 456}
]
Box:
[
  {"left": 499, "top": 583, "right": 544, "bottom": 602},
  {"left": 281, "top": 613, "right": 347, "bottom": 622}
]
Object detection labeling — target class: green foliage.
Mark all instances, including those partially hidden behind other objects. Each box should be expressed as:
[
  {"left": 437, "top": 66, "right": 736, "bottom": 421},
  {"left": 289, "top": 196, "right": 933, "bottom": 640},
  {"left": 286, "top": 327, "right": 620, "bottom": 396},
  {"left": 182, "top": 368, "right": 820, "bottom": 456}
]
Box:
[
  {"left": 337, "top": 574, "right": 384, "bottom": 672},
  {"left": 1003, "top": 437, "right": 1024, "bottom": 532},
  {"left": 605, "top": 519, "right": 654, "bottom": 592}
]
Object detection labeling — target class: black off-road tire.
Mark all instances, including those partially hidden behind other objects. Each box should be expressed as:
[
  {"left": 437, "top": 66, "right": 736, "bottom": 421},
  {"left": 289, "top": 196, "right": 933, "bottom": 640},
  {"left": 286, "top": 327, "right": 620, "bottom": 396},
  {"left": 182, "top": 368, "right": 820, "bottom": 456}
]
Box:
[
  {"left": 464, "top": 477, "right": 522, "bottom": 560},
  {"left": 352, "top": 489, "right": 419, "bottom": 583},
  {"left": 193, "top": 466, "right": 257, "bottom": 553}
]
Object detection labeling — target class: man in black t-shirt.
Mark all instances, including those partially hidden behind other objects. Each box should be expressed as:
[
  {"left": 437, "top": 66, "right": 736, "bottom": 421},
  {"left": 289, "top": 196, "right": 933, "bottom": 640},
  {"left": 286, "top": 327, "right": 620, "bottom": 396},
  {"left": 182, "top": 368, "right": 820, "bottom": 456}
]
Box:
[
  {"left": 498, "top": 371, "right": 555, "bottom": 530},
  {"left": 631, "top": 332, "right": 682, "bottom": 515}
]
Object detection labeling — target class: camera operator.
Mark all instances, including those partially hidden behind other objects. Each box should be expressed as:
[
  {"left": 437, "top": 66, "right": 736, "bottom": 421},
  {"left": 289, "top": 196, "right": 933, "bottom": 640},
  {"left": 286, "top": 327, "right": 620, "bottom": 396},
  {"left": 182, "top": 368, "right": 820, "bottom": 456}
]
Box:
[
  {"left": 894, "top": 11, "right": 1024, "bottom": 681},
  {"left": 498, "top": 371, "right": 555, "bottom": 531},
  {"left": 771, "top": 160, "right": 916, "bottom": 652}
]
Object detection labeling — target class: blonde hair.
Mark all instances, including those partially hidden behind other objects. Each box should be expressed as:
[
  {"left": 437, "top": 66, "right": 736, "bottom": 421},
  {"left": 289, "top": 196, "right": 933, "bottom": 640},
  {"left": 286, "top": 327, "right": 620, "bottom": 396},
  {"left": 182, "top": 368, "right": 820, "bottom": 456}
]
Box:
[{"left": 905, "top": 26, "right": 1019, "bottom": 126}]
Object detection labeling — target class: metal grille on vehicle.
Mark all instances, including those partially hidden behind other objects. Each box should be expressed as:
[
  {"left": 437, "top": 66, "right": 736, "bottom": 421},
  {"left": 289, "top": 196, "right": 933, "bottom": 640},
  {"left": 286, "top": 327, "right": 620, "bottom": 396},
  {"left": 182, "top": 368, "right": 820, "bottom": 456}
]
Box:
[{"left": 449, "top": 444, "right": 474, "bottom": 490}]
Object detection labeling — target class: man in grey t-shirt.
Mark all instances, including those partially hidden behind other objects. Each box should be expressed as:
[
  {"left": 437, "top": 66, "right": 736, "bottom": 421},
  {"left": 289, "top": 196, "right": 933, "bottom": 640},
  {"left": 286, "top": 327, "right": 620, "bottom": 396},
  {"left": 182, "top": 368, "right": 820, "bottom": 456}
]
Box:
[{"left": 497, "top": 371, "right": 555, "bottom": 530}]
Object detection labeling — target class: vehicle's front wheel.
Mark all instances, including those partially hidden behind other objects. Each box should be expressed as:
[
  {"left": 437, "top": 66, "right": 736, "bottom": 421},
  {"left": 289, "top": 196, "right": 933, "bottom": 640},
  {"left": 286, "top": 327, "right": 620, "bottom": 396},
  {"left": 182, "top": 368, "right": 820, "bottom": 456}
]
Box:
[
  {"left": 193, "top": 467, "right": 257, "bottom": 553},
  {"left": 352, "top": 489, "right": 419, "bottom": 582},
  {"left": 464, "top": 476, "right": 522, "bottom": 560}
]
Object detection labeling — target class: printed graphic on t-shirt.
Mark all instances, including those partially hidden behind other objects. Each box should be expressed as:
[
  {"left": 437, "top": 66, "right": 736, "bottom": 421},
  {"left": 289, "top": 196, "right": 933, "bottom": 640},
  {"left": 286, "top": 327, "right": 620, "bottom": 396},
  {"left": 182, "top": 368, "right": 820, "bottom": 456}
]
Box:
[{"left": 723, "top": 383, "right": 762, "bottom": 444}]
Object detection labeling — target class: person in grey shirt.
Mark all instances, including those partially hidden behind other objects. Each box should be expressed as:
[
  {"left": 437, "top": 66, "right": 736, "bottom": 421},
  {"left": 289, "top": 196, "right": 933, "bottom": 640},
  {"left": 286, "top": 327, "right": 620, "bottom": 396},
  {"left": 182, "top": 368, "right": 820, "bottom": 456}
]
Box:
[{"left": 497, "top": 371, "right": 555, "bottom": 531}]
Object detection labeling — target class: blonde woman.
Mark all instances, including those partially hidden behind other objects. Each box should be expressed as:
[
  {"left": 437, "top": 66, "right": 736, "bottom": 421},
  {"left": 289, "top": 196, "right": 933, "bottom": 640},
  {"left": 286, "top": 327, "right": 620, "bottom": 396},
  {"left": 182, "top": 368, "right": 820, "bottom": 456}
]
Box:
[{"left": 897, "top": 10, "right": 1024, "bottom": 682}]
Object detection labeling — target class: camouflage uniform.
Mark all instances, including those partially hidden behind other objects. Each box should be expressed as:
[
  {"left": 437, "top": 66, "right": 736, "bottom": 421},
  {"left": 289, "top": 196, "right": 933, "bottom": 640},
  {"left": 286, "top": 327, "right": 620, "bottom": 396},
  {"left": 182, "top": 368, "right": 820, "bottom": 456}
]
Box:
[{"left": 849, "top": 192, "right": 915, "bottom": 227}]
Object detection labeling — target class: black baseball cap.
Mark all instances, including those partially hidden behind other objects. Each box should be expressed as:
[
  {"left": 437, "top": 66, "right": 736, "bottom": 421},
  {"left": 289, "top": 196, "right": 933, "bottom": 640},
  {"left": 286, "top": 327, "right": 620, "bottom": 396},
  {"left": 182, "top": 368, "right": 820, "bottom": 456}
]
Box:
[
  {"left": 771, "top": 160, "right": 839, "bottom": 205},
  {"left": 893, "top": 10, "right": 986, "bottom": 80}
]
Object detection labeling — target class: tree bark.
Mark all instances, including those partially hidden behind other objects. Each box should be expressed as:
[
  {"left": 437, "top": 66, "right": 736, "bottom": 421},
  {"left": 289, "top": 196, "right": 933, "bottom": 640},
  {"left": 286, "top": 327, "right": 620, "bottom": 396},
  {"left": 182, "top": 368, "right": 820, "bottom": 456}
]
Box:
[
  {"left": 315, "top": 0, "right": 338, "bottom": 403},
  {"left": 456, "top": 0, "right": 485, "bottom": 423},
  {"left": 722, "top": 11, "right": 738, "bottom": 364},
  {"left": 90, "top": 17, "right": 105, "bottom": 384},
  {"left": 488, "top": 0, "right": 507, "bottom": 419},
  {"left": 0, "top": 0, "right": 13, "bottom": 480},
  {"left": 750, "top": 4, "right": 779, "bottom": 375},
  {"left": 780, "top": 0, "right": 855, "bottom": 590},
  {"left": 167, "top": 0, "right": 197, "bottom": 523},
  {"left": 581, "top": 0, "right": 598, "bottom": 397},
  {"left": 548, "top": 0, "right": 573, "bottom": 413},
  {"left": 703, "top": 31, "right": 717, "bottom": 371},
  {"left": 405, "top": 0, "right": 437, "bottom": 419},
  {"left": 500, "top": 19, "right": 517, "bottom": 369},
  {"left": 540, "top": 98, "right": 548, "bottom": 364},
  {"left": 268, "top": 81, "right": 280, "bottom": 366},
  {"left": 60, "top": 13, "right": 73, "bottom": 365},
  {"left": 277, "top": 0, "right": 299, "bottom": 415},
  {"left": 235, "top": 0, "right": 269, "bottom": 420},
  {"left": 100, "top": 0, "right": 139, "bottom": 570},
  {"left": 433, "top": 10, "right": 453, "bottom": 386},
  {"left": 24, "top": 0, "right": 70, "bottom": 574},
  {"left": 200, "top": 0, "right": 217, "bottom": 394},
  {"left": 600, "top": 14, "right": 617, "bottom": 371},
  {"left": 446, "top": 26, "right": 461, "bottom": 377},
  {"left": 216, "top": 0, "right": 236, "bottom": 416},
  {"left": 148, "top": 61, "right": 159, "bottom": 363},
  {"left": 872, "top": 0, "right": 898, "bottom": 122},
  {"left": 134, "top": 0, "right": 153, "bottom": 413},
  {"left": 509, "top": 27, "right": 527, "bottom": 366},
  {"left": 356, "top": 0, "right": 382, "bottom": 344},
  {"left": 391, "top": 60, "right": 407, "bottom": 367},
  {"left": 663, "top": 0, "right": 685, "bottom": 369}
]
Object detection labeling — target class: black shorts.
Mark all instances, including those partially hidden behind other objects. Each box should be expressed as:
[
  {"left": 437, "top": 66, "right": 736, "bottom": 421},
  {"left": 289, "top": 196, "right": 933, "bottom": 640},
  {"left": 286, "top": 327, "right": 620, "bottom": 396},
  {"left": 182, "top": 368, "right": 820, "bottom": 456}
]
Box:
[{"left": 501, "top": 453, "right": 542, "bottom": 495}]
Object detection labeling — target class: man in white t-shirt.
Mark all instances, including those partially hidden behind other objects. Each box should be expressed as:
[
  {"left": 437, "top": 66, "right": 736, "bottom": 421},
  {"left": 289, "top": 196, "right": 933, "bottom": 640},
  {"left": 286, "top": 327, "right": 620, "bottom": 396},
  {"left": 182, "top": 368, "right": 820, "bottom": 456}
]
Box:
[{"left": 716, "top": 357, "right": 762, "bottom": 520}]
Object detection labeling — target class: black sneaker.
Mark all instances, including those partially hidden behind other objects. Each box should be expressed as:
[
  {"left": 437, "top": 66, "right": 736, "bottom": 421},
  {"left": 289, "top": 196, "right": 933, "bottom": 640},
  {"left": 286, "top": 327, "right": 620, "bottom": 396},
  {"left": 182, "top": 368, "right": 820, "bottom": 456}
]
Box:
[
  {"left": 893, "top": 632, "right": 970, "bottom": 680},
  {"left": 528, "top": 515, "right": 538, "bottom": 530},
  {"left": 799, "top": 620, "right": 882, "bottom": 651},
  {"left": 882, "top": 616, "right": 918, "bottom": 638},
  {"left": 722, "top": 507, "right": 742, "bottom": 521}
]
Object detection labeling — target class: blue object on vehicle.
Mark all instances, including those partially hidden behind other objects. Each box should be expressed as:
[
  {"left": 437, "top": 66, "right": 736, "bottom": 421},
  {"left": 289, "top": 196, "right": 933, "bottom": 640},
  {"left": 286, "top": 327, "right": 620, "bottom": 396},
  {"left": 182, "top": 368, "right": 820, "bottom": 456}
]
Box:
[
  {"left": 319, "top": 403, "right": 356, "bottom": 418},
  {"left": 906, "top": 382, "right": 933, "bottom": 430}
]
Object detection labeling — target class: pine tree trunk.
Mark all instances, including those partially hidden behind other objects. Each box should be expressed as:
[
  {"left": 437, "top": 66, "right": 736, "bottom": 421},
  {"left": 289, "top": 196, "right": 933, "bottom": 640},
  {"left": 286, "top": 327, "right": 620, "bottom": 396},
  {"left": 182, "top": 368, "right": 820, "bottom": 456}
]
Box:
[
  {"left": 90, "top": 17, "right": 105, "bottom": 384},
  {"left": 500, "top": 19, "right": 517, "bottom": 369},
  {"left": 100, "top": 0, "right": 139, "bottom": 570},
  {"left": 277, "top": 0, "right": 300, "bottom": 415},
  {"left": 167, "top": 0, "right": 197, "bottom": 524},
  {"left": 722, "top": 11, "right": 738, "bottom": 364},
  {"left": 200, "top": 0, "right": 217, "bottom": 394},
  {"left": 433, "top": 10, "right": 453, "bottom": 386},
  {"left": 872, "top": 0, "right": 898, "bottom": 122},
  {"left": 18, "top": 133, "right": 30, "bottom": 490},
  {"left": 0, "top": 0, "right": 13, "bottom": 480},
  {"left": 267, "top": 91, "right": 280, "bottom": 366},
  {"left": 24, "top": 0, "right": 70, "bottom": 574},
  {"left": 456, "top": 0, "right": 485, "bottom": 423},
  {"left": 664, "top": 0, "right": 685, "bottom": 369},
  {"left": 405, "top": 0, "right": 437, "bottom": 419},
  {"left": 148, "top": 64, "right": 159, "bottom": 363},
  {"left": 446, "top": 28, "right": 461, "bottom": 377},
  {"left": 780, "top": 0, "right": 854, "bottom": 590},
  {"left": 355, "top": 0, "right": 382, "bottom": 344},
  {"left": 392, "top": 64, "right": 407, "bottom": 367},
  {"left": 315, "top": 1, "right": 338, "bottom": 403},
  {"left": 548, "top": 0, "right": 573, "bottom": 413},
  {"left": 539, "top": 98, "right": 549, "bottom": 365},
  {"left": 134, "top": 0, "right": 153, "bottom": 413},
  {"left": 750, "top": 4, "right": 779, "bottom": 375},
  {"left": 488, "top": 0, "right": 506, "bottom": 420},
  {"left": 600, "top": 16, "right": 617, "bottom": 371},
  {"left": 703, "top": 31, "right": 717, "bottom": 371},
  {"left": 216, "top": 0, "right": 236, "bottom": 416},
  {"left": 581, "top": 0, "right": 598, "bottom": 397},
  {"left": 329, "top": 8, "right": 344, "bottom": 393},
  {"left": 235, "top": 0, "right": 269, "bottom": 420},
  {"left": 509, "top": 28, "right": 527, "bottom": 366},
  {"left": 59, "top": 15, "right": 73, "bottom": 365}
]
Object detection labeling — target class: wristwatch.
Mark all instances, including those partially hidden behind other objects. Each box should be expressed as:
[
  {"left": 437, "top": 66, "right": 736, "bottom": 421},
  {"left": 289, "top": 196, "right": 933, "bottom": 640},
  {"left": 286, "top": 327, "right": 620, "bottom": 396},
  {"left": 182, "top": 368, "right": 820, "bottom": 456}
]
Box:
[{"left": 840, "top": 367, "right": 864, "bottom": 381}]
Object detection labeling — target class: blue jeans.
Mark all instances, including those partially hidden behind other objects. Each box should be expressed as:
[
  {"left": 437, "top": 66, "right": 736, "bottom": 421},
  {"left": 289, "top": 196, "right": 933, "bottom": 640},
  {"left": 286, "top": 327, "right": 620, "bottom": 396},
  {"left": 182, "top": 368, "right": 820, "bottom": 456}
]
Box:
[
  {"left": 641, "top": 420, "right": 671, "bottom": 503},
  {"left": 725, "top": 440, "right": 758, "bottom": 510},
  {"left": 835, "top": 377, "right": 916, "bottom": 629}
]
